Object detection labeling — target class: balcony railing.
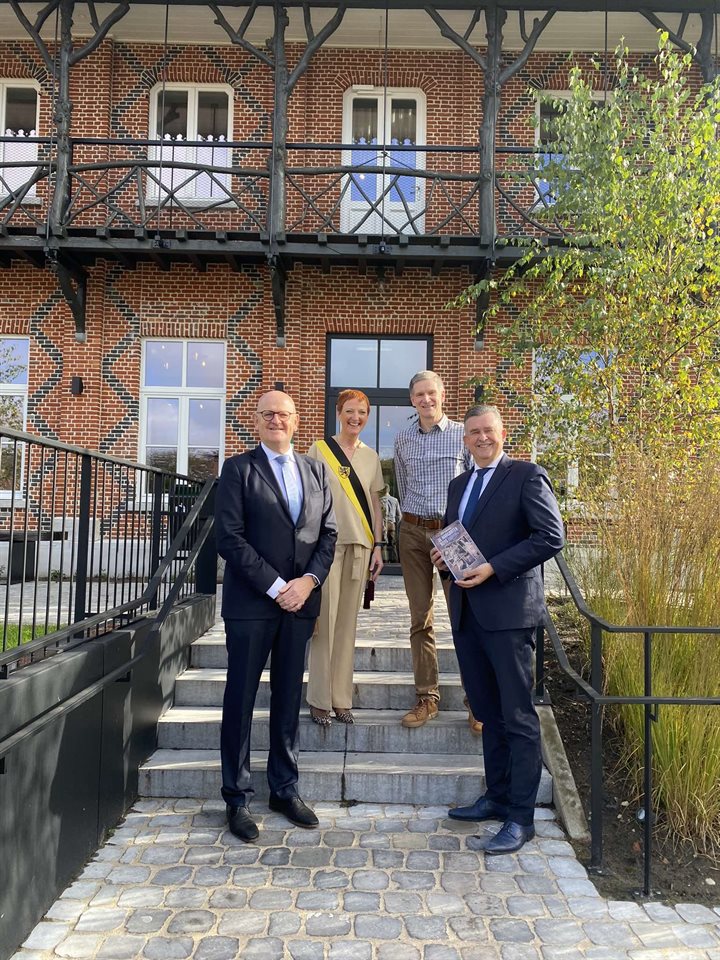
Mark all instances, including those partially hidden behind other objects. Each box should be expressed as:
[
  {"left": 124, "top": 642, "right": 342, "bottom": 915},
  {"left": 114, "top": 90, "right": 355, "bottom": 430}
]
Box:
[{"left": 0, "top": 136, "right": 566, "bottom": 243}]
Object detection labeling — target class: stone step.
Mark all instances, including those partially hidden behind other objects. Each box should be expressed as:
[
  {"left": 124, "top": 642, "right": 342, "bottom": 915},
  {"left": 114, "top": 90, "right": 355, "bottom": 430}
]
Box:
[
  {"left": 190, "top": 636, "right": 460, "bottom": 673},
  {"left": 158, "top": 706, "right": 483, "bottom": 754},
  {"left": 174, "top": 668, "right": 467, "bottom": 711},
  {"left": 139, "top": 748, "right": 553, "bottom": 805}
]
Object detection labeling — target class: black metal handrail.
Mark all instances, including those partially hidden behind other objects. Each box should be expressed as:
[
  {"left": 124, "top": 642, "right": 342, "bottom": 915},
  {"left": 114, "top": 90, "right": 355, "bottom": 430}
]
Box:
[
  {"left": 0, "top": 426, "right": 216, "bottom": 673},
  {"left": 545, "top": 551, "right": 720, "bottom": 896},
  {"left": 0, "top": 136, "right": 556, "bottom": 239}
]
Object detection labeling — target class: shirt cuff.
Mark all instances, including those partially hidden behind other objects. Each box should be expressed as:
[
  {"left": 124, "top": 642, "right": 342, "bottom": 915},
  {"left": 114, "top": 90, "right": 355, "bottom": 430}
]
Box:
[{"left": 266, "top": 577, "right": 287, "bottom": 599}]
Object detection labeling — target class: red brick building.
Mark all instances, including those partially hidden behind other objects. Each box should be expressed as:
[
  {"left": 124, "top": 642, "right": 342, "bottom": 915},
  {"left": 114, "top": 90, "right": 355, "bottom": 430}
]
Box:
[{"left": 0, "top": 1, "right": 713, "bottom": 493}]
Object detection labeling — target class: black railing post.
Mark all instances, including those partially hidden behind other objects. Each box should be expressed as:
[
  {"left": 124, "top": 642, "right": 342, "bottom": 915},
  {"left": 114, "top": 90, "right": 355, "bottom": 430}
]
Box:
[
  {"left": 642, "top": 630, "right": 655, "bottom": 897},
  {"left": 73, "top": 453, "right": 93, "bottom": 626},
  {"left": 148, "top": 471, "right": 164, "bottom": 610},
  {"left": 589, "top": 619, "right": 604, "bottom": 872},
  {"left": 195, "top": 481, "right": 217, "bottom": 596}
]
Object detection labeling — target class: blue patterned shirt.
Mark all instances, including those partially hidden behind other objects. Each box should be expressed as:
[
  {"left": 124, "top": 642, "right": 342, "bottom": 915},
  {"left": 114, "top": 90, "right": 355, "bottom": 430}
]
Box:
[{"left": 394, "top": 415, "right": 472, "bottom": 517}]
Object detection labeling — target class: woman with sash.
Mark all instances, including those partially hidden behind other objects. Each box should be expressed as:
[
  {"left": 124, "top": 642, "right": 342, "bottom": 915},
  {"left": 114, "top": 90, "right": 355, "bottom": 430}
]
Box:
[{"left": 305, "top": 389, "right": 385, "bottom": 724}]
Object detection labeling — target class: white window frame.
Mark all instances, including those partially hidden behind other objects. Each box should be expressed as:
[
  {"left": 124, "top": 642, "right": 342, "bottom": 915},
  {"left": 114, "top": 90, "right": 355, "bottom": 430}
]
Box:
[
  {"left": 139, "top": 338, "right": 226, "bottom": 479},
  {"left": 147, "top": 83, "right": 234, "bottom": 205},
  {"left": 341, "top": 86, "right": 426, "bottom": 235},
  {"left": 0, "top": 335, "right": 30, "bottom": 498},
  {"left": 0, "top": 80, "right": 40, "bottom": 201}
]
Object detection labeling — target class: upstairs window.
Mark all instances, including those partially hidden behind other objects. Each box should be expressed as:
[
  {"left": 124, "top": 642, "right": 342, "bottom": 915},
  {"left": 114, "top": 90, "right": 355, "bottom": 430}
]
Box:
[
  {"left": 341, "top": 88, "right": 426, "bottom": 235},
  {"left": 0, "top": 337, "right": 29, "bottom": 493},
  {"left": 148, "top": 85, "right": 232, "bottom": 203},
  {"left": 0, "top": 83, "right": 39, "bottom": 199},
  {"left": 140, "top": 339, "right": 225, "bottom": 480},
  {"left": 534, "top": 92, "right": 606, "bottom": 208}
]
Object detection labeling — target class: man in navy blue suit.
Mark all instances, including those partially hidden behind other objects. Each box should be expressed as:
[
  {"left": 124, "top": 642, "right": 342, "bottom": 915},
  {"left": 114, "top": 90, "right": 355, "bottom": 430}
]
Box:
[
  {"left": 432, "top": 404, "right": 564, "bottom": 854},
  {"left": 215, "top": 390, "right": 337, "bottom": 841}
]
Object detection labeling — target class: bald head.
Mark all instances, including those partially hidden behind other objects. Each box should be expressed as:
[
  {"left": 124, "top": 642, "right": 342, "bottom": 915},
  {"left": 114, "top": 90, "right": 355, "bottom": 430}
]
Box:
[{"left": 255, "top": 390, "right": 299, "bottom": 452}]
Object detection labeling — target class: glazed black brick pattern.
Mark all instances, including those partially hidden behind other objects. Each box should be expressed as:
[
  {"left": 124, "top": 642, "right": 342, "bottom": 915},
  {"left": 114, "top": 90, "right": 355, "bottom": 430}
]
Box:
[
  {"left": 100, "top": 264, "right": 142, "bottom": 455},
  {"left": 225, "top": 265, "right": 264, "bottom": 449}
]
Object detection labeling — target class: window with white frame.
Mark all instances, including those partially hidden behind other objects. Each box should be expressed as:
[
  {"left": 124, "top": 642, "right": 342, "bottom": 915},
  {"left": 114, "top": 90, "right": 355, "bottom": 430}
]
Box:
[
  {"left": 148, "top": 84, "right": 232, "bottom": 203},
  {"left": 341, "top": 87, "right": 426, "bottom": 235},
  {"left": 0, "top": 336, "right": 29, "bottom": 492},
  {"left": 0, "top": 82, "right": 39, "bottom": 199},
  {"left": 140, "top": 340, "right": 225, "bottom": 480}
]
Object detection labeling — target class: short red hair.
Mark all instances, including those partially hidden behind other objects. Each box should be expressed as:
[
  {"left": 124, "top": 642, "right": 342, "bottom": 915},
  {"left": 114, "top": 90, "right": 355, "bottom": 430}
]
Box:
[{"left": 336, "top": 389, "right": 370, "bottom": 414}]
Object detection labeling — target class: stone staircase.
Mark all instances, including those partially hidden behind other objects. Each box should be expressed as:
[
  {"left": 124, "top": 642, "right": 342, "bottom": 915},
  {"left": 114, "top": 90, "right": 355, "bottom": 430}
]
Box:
[{"left": 139, "top": 578, "right": 553, "bottom": 806}]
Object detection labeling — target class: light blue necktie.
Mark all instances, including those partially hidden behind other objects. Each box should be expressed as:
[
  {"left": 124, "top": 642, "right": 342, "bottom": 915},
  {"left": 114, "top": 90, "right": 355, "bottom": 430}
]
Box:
[
  {"left": 461, "top": 467, "right": 490, "bottom": 525},
  {"left": 277, "top": 454, "right": 302, "bottom": 524}
]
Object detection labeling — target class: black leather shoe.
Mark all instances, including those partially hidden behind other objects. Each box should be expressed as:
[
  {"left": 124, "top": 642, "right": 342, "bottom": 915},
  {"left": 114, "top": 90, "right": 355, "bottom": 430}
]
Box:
[
  {"left": 226, "top": 805, "right": 259, "bottom": 842},
  {"left": 448, "top": 795, "right": 509, "bottom": 822},
  {"left": 268, "top": 794, "right": 319, "bottom": 828},
  {"left": 483, "top": 820, "right": 535, "bottom": 855}
]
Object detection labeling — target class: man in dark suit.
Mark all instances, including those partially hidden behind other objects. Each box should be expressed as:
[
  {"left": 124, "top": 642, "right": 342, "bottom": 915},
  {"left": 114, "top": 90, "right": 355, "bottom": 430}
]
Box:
[
  {"left": 215, "top": 390, "right": 337, "bottom": 841},
  {"left": 432, "top": 404, "right": 564, "bottom": 854}
]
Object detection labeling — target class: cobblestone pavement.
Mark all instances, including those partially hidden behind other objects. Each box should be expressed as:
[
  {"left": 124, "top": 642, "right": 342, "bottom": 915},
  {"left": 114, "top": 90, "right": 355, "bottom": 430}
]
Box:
[{"left": 13, "top": 799, "right": 720, "bottom": 960}]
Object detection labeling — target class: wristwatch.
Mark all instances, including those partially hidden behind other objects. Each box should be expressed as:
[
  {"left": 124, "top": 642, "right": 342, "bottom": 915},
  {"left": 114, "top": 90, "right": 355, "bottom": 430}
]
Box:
[{"left": 373, "top": 541, "right": 387, "bottom": 548}]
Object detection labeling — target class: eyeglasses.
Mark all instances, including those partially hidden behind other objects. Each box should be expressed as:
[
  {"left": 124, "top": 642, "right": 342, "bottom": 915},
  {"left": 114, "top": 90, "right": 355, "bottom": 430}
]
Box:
[{"left": 258, "top": 410, "right": 295, "bottom": 422}]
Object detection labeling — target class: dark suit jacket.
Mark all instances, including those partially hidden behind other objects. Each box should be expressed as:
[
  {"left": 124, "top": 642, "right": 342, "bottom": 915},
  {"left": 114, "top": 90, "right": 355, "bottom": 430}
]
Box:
[
  {"left": 215, "top": 445, "right": 337, "bottom": 620},
  {"left": 444, "top": 453, "right": 564, "bottom": 632}
]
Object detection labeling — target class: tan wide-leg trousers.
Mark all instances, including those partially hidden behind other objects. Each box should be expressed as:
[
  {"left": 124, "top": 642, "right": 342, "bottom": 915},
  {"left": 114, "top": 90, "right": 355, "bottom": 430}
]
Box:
[{"left": 307, "top": 542, "right": 370, "bottom": 711}]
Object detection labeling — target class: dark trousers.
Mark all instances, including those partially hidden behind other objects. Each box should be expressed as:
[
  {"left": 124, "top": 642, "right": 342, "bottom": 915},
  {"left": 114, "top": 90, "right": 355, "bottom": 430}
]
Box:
[
  {"left": 221, "top": 614, "right": 314, "bottom": 807},
  {"left": 454, "top": 599, "right": 541, "bottom": 826}
]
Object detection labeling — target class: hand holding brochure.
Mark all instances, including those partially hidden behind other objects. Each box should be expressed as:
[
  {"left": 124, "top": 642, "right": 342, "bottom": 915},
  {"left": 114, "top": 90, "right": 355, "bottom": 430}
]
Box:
[{"left": 431, "top": 520, "right": 486, "bottom": 581}]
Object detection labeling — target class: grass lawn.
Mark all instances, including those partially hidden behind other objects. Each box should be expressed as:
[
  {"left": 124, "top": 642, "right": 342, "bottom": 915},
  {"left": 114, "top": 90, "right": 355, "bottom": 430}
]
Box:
[{"left": 2, "top": 623, "right": 61, "bottom": 652}]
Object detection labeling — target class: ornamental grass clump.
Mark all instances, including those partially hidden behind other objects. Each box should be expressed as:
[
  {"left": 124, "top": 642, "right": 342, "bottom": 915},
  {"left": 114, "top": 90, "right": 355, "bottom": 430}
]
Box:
[{"left": 575, "top": 456, "right": 720, "bottom": 850}]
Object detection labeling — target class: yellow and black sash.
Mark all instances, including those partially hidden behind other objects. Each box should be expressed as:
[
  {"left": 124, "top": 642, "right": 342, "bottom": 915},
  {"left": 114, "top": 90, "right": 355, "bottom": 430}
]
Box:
[{"left": 316, "top": 437, "right": 374, "bottom": 547}]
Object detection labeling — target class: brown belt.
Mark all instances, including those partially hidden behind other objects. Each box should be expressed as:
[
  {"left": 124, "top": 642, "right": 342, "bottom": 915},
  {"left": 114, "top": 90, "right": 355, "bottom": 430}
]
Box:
[{"left": 402, "top": 512, "right": 442, "bottom": 530}]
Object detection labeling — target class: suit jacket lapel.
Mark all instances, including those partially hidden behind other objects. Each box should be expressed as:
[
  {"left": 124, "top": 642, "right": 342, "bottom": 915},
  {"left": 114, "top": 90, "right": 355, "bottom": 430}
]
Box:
[
  {"left": 250, "top": 445, "right": 293, "bottom": 522},
  {"left": 451, "top": 471, "right": 474, "bottom": 523},
  {"left": 467, "top": 454, "right": 511, "bottom": 528},
  {"left": 294, "top": 454, "right": 313, "bottom": 527}
]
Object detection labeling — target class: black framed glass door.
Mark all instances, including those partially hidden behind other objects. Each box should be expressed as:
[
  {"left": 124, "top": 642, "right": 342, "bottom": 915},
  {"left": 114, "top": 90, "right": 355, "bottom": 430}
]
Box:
[{"left": 325, "top": 334, "right": 432, "bottom": 497}]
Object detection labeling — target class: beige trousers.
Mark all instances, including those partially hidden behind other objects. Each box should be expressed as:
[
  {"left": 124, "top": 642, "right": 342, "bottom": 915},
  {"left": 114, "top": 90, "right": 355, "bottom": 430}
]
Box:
[
  {"left": 307, "top": 542, "right": 370, "bottom": 711},
  {"left": 398, "top": 519, "right": 452, "bottom": 702}
]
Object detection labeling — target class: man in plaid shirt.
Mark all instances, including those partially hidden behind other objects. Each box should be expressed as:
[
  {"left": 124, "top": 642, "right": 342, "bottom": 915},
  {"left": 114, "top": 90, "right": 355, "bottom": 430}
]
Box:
[{"left": 394, "top": 370, "right": 480, "bottom": 731}]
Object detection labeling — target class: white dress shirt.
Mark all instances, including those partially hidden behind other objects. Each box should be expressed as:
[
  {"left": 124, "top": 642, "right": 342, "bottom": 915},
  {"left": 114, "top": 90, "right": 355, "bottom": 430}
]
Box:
[
  {"left": 458, "top": 453, "right": 504, "bottom": 524},
  {"left": 260, "top": 443, "right": 318, "bottom": 599}
]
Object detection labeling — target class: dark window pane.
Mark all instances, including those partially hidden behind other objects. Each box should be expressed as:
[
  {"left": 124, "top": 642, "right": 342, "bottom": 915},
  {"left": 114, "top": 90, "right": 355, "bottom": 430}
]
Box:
[
  {"left": 6, "top": 87, "right": 37, "bottom": 132},
  {"left": 146, "top": 397, "right": 179, "bottom": 445},
  {"left": 198, "top": 91, "right": 229, "bottom": 139},
  {"left": 330, "top": 339, "right": 378, "bottom": 388},
  {"left": 378, "top": 404, "right": 416, "bottom": 459},
  {"left": 390, "top": 98, "right": 416, "bottom": 144},
  {"left": 187, "top": 342, "right": 224, "bottom": 388},
  {"left": 0, "top": 395, "right": 23, "bottom": 429},
  {"left": 157, "top": 90, "right": 188, "bottom": 138},
  {"left": 188, "top": 398, "right": 221, "bottom": 446},
  {"left": 0, "top": 338, "right": 29, "bottom": 385},
  {"left": 0, "top": 436, "right": 22, "bottom": 489},
  {"left": 144, "top": 341, "right": 183, "bottom": 387},
  {"left": 145, "top": 447, "right": 178, "bottom": 474},
  {"left": 187, "top": 448, "right": 219, "bottom": 479},
  {"left": 352, "top": 98, "right": 378, "bottom": 143},
  {"left": 379, "top": 339, "right": 428, "bottom": 389}
]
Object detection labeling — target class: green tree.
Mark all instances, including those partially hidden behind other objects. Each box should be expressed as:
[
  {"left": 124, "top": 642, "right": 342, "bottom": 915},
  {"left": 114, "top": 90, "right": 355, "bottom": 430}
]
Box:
[{"left": 457, "top": 37, "right": 720, "bottom": 488}]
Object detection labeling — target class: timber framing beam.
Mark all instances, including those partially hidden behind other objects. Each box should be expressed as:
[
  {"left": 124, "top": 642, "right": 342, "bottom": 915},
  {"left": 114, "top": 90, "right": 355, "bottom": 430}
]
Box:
[{"left": 0, "top": 1, "right": 712, "bottom": 10}]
